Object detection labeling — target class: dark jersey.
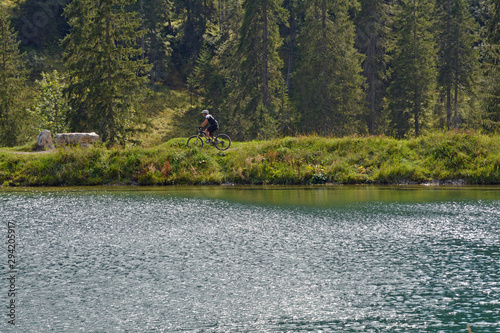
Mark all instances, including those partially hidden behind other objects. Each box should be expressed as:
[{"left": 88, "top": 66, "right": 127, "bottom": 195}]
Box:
[{"left": 206, "top": 114, "right": 218, "bottom": 127}]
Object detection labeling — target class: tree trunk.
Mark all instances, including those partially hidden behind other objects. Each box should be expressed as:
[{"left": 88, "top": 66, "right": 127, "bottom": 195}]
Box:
[
  {"left": 446, "top": 84, "right": 451, "bottom": 129},
  {"left": 453, "top": 78, "right": 459, "bottom": 129},
  {"left": 106, "top": 14, "right": 114, "bottom": 142},
  {"left": 414, "top": 0, "right": 420, "bottom": 137},
  {"left": 140, "top": 0, "right": 145, "bottom": 60},
  {"left": 262, "top": 1, "right": 269, "bottom": 109},
  {"left": 286, "top": 14, "right": 295, "bottom": 93}
]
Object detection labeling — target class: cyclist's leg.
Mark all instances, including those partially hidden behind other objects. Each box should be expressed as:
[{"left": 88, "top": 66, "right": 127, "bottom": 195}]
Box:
[{"left": 207, "top": 125, "right": 218, "bottom": 141}]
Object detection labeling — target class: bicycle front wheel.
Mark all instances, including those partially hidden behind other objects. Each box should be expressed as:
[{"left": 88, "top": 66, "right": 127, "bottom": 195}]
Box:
[
  {"left": 187, "top": 135, "right": 204, "bottom": 148},
  {"left": 214, "top": 134, "right": 231, "bottom": 151}
]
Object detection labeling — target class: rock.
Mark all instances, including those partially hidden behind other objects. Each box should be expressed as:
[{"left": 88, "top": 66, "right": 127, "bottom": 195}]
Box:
[
  {"left": 36, "top": 130, "right": 55, "bottom": 150},
  {"left": 55, "top": 132, "right": 100, "bottom": 147}
]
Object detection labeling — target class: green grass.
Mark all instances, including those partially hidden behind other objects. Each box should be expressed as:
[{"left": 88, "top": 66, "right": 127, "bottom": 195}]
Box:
[{"left": 1, "top": 131, "right": 500, "bottom": 186}]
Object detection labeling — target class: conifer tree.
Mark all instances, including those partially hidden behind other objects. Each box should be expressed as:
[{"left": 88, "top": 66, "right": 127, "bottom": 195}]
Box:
[
  {"left": 227, "top": 0, "right": 290, "bottom": 139},
  {"left": 294, "top": 0, "right": 366, "bottom": 135},
  {"left": 187, "top": 46, "right": 226, "bottom": 110},
  {"left": 63, "top": 0, "right": 151, "bottom": 143},
  {"left": 0, "top": 6, "right": 29, "bottom": 146},
  {"left": 482, "top": 0, "right": 500, "bottom": 131},
  {"left": 386, "top": 0, "right": 437, "bottom": 138},
  {"left": 355, "top": 0, "right": 390, "bottom": 135},
  {"left": 436, "top": 0, "right": 479, "bottom": 129},
  {"left": 136, "top": 0, "right": 173, "bottom": 83},
  {"left": 171, "top": 0, "right": 217, "bottom": 77}
]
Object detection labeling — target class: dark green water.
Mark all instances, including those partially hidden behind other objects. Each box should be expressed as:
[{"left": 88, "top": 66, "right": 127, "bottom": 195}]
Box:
[{"left": 1, "top": 186, "right": 499, "bottom": 332}]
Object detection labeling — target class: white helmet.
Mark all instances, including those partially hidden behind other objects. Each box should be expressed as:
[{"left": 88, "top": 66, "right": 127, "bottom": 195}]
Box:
[{"left": 202, "top": 109, "right": 209, "bottom": 114}]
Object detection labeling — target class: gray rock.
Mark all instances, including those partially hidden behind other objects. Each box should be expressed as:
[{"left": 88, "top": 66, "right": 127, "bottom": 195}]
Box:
[
  {"left": 55, "top": 132, "right": 100, "bottom": 147},
  {"left": 36, "top": 130, "right": 55, "bottom": 150}
]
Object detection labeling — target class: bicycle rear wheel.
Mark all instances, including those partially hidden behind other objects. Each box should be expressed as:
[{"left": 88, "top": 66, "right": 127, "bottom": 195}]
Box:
[
  {"left": 214, "top": 134, "right": 231, "bottom": 151},
  {"left": 187, "top": 135, "right": 204, "bottom": 148}
]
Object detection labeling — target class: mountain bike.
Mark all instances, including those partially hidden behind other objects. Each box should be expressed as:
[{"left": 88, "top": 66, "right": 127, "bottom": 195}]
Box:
[{"left": 186, "top": 128, "right": 231, "bottom": 151}]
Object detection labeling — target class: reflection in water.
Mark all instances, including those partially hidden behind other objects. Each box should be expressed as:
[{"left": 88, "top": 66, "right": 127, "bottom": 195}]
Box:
[{"left": 1, "top": 187, "right": 499, "bottom": 332}]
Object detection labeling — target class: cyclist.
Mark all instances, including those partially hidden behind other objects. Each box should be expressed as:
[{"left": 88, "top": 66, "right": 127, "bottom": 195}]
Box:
[{"left": 199, "top": 109, "right": 219, "bottom": 143}]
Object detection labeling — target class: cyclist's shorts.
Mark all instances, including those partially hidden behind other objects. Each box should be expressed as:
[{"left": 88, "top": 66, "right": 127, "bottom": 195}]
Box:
[{"left": 207, "top": 125, "right": 219, "bottom": 134}]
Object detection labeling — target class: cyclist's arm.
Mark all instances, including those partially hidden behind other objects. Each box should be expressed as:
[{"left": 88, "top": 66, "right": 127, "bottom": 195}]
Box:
[{"left": 200, "top": 119, "right": 208, "bottom": 127}]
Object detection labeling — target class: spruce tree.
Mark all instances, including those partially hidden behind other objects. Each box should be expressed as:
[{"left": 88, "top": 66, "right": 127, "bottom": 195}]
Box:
[
  {"left": 171, "top": 0, "right": 216, "bottom": 77},
  {"left": 293, "top": 0, "right": 366, "bottom": 135},
  {"left": 355, "top": 0, "right": 390, "bottom": 135},
  {"left": 228, "top": 0, "right": 290, "bottom": 139},
  {"left": 63, "top": 0, "right": 151, "bottom": 143},
  {"left": 0, "top": 6, "right": 29, "bottom": 147},
  {"left": 136, "top": 0, "right": 173, "bottom": 83},
  {"left": 482, "top": 0, "right": 500, "bottom": 131},
  {"left": 386, "top": 0, "right": 437, "bottom": 138},
  {"left": 436, "top": 0, "right": 479, "bottom": 129}
]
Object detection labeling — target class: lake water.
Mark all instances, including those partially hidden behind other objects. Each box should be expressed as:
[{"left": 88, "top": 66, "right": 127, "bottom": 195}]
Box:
[{"left": 1, "top": 186, "right": 499, "bottom": 332}]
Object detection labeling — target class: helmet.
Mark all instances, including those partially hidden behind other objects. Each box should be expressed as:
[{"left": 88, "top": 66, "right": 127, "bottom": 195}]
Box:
[{"left": 201, "top": 110, "right": 209, "bottom": 114}]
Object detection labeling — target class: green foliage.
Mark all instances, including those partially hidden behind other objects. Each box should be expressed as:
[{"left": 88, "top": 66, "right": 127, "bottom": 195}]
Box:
[
  {"left": 2, "top": 0, "right": 500, "bottom": 143},
  {"left": 31, "top": 70, "right": 70, "bottom": 134},
  {"left": 0, "top": 7, "right": 32, "bottom": 147},
  {"left": 134, "top": 0, "right": 174, "bottom": 83},
  {"left": 187, "top": 46, "right": 225, "bottom": 110},
  {"left": 3, "top": 132, "right": 500, "bottom": 186},
  {"left": 481, "top": 0, "right": 500, "bottom": 132},
  {"left": 62, "top": 0, "right": 152, "bottom": 144},
  {"left": 355, "top": 0, "right": 390, "bottom": 135},
  {"left": 386, "top": 0, "right": 438, "bottom": 138},
  {"left": 225, "top": 0, "right": 291, "bottom": 140},
  {"left": 436, "top": 0, "right": 479, "bottom": 130},
  {"left": 294, "top": 0, "right": 366, "bottom": 136}
]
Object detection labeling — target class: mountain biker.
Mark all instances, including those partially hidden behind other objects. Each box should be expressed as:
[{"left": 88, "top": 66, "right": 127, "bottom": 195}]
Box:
[{"left": 199, "top": 109, "right": 219, "bottom": 143}]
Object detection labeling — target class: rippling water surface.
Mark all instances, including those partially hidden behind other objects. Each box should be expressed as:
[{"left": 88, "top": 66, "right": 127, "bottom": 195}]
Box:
[{"left": 1, "top": 186, "right": 499, "bottom": 332}]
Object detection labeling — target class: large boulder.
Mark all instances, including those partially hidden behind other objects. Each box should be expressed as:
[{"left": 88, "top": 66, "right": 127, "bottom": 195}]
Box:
[
  {"left": 55, "top": 132, "right": 100, "bottom": 147},
  {"left": 36, "top": 130, "right": 55, "bottom": 150}
]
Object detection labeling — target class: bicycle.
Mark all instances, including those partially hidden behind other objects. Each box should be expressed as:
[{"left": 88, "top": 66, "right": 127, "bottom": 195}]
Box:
[{"left": 186, "top": 128, "right": 231, "bottom": 151}]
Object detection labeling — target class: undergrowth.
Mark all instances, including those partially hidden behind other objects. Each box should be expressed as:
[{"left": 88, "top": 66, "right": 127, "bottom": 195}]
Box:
[{"left": 1, "top": 132, "right": 500, "bottom": 186}]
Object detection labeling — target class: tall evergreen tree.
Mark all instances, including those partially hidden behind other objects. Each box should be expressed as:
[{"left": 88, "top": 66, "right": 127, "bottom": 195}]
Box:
[
  {"left": 63, "top": 0, "right": 151, "bottom": 143},
  {"left": 0, "top": 6, "right": 29, "bottom": 146},
  {"left": 386, "top": 0, "right": 437, "bottom": 138},
  {"left": 226, "top": 0, "right": 290, "bottom": 139},
  {"left": 282, "top": 0, "right": 303, "bottom": 93},
  {"left": 436, "top": 0, "right": 479, "bottom": 129},
  {"left": 171, "top": 0, "right": 216, "bottom": 78},
  {"left": 294, "top": 0, "right": 366, "bottom": 135},
  {"left": 482, "top": 0, "right": 500, "bottom": 131},
  {"left": 355, "top": 0, "right": 390, "bottom": 134},
  {"left": 136, "top": 0, "right": 173, "bottom": 83}
]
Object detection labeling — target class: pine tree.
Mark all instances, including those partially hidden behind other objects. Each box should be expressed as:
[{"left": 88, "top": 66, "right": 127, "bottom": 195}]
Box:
[
  {"left": 136, "top": 0, "right": 173, "bottom": 83},
  {"left": 227, "top": 0, "right": 290, "bottom": 139},
  {"left": 436, "top": 0, "right": 479, "bottom": 129},
  {"left": 187, "top": 46, "right": 226, "bottom": 110},
  {"left": 386, "top": 0, "right": 437, "bottom": 138},
  {"left": 293, "top": 0, "right": 366, "bottom": 136},
  {"left": 482, "top": 0, "right": 500, "bottom": 131},
  {"left": 171, "top": 0, "right": 217, "bottom": 77},
  {"left": 63, "top": 0, "right": 152, "bottom": 143},
  {"left": 0, "top": 6, "right": 29, "bottom": 147},
  {"left": 355, "top": 0, "right": 390, "bottom": 135}
]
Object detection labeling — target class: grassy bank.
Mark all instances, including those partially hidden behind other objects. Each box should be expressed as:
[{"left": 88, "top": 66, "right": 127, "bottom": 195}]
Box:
[{"left": 1, "top": 132, "right": 500, "bottom": 186}]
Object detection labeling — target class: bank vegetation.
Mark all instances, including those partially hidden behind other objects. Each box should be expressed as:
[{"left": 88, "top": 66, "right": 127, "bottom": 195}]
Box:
[{"left": 1, "top": 132, "right": 499, "bottom": 187}]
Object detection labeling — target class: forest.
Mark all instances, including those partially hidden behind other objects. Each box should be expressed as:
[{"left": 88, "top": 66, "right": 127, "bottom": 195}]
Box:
[{"left": 0, "top": 0, "right": 499, "bottom": 146}]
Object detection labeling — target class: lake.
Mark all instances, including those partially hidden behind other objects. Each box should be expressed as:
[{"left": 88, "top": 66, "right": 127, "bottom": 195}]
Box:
[{"left": 1, "top": 186, "right": 499, "bottom": 332}]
